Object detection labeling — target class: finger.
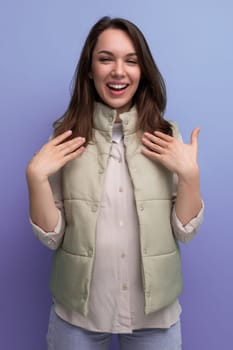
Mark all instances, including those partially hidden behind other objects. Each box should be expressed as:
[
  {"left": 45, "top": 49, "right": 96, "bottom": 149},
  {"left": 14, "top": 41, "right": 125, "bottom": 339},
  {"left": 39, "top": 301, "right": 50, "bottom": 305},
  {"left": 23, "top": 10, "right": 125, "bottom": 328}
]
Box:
[
  {"left": 51, "top": 130, "right": 73, "bottom": 146},
  {"left": 142, "top": 137, "right": 164, "bottom": 154},
  {"left": 141, "top": 147, "right": 161, "bottom": 160},
  {"left": 153, "top": 131, "right": 174, "bottom": 142},
  {"left": 64, "top": 146, "right": 85, "bottom": 162},
  {"left": 63, "top": 141, "right": 85, "bottom": 156},
  {"left": 143, "top": 132, "right": 167, "bottom": 147},
  {"left": 59, "top": 137, "right": 85, "bottom": 154},
  {"left": 190, "top": 127, "right": 200, "bottom": 145}
]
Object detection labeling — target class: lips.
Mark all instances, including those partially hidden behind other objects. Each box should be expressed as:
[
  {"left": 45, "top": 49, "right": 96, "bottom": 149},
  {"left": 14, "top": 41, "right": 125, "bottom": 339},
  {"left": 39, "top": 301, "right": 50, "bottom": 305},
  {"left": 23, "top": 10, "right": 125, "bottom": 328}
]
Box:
[{"left": 107, "top": 83, "right": 128, "bottom": 91}]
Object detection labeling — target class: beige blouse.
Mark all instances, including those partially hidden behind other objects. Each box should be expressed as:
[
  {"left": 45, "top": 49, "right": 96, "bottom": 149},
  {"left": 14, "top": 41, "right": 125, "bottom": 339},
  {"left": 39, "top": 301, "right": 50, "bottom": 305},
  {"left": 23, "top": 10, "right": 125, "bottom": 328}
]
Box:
[{"left": 31, "top": 123, "right": 203, "bottom": 333}]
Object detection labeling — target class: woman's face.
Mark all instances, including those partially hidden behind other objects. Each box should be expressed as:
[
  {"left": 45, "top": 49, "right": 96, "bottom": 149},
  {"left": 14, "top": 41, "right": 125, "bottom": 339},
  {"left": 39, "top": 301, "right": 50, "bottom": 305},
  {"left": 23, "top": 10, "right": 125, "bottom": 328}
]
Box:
[{"left": 90, "top": 28, "right": 141, "bottom": 115}]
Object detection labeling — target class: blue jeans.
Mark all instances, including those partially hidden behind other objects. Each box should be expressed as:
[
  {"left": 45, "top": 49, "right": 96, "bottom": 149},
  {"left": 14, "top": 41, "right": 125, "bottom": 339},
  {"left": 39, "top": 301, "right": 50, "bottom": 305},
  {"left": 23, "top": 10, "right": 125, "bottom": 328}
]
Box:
[{"left": 47, "top": 305, "right": 182, "bottom": 350}]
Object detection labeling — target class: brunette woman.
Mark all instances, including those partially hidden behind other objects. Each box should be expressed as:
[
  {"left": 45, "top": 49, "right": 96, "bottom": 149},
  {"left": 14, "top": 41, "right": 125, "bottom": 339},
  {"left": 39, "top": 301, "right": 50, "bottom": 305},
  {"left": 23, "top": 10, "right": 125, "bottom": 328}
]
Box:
[{"left": 26, "top": 16, "right": 203, "bottom": 350}]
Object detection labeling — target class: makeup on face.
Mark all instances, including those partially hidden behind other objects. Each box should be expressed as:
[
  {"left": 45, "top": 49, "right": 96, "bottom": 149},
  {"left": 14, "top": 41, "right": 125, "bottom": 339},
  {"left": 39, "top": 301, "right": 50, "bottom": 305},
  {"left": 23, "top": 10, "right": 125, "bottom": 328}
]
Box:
[{"left": 91, "top": 28, "right": 141, "bottom": 115}]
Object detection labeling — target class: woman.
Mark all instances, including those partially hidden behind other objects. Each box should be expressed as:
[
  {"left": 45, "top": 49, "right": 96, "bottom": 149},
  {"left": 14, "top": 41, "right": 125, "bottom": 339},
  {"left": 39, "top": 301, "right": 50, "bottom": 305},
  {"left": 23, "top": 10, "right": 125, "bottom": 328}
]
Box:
[{"left": 26, "top": 16, "right": 203, "bottom": 350}]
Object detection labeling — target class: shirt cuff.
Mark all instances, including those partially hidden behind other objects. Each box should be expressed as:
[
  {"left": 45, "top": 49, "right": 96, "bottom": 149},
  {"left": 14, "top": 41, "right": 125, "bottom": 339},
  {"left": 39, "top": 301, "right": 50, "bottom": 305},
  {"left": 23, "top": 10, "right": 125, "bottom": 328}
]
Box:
[
  {"left": 29, "top": 210, "right": 65, "bottom": 250},
  {"left": 172, "top": 200, "right": 204, "bottom": 243}
]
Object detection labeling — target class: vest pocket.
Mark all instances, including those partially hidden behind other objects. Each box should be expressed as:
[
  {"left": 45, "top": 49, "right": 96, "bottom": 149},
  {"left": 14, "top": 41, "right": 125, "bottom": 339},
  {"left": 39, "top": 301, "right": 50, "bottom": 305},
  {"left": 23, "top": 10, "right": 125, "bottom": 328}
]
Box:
[
  {"left": 50, "top": 248, "right": 92, "bottom": 316},
  {"left": 143, "top": 250, "right": 182, "bottom": 314}
]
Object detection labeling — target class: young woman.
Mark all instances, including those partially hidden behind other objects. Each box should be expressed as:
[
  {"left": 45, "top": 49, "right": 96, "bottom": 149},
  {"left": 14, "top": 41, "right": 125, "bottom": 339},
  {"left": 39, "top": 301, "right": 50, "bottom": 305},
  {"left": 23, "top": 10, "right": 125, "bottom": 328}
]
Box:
[{"left": 26, "top": 16, "right": 203, "bottom": 350}]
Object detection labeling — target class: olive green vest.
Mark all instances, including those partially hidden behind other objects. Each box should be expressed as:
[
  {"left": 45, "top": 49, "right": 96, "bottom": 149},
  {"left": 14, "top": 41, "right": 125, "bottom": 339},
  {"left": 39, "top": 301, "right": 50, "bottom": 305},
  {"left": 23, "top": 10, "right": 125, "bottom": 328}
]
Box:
[{"left": 50, "top": 103, "right": 182, "bottom": 316}]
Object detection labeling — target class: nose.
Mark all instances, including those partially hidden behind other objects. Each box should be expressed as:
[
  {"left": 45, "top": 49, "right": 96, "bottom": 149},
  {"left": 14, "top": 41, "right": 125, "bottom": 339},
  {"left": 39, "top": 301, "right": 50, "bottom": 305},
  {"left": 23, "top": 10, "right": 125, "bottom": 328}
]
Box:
[{"left": 111, "top": 60, "right": 125, "bottom": 77}]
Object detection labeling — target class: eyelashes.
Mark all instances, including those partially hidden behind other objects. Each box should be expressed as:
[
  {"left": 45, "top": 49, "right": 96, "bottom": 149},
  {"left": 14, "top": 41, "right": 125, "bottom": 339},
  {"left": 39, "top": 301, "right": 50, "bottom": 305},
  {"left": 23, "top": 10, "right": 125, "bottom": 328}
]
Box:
[{"left": 98, "top": 57, "right": 138, "bottom": 65}]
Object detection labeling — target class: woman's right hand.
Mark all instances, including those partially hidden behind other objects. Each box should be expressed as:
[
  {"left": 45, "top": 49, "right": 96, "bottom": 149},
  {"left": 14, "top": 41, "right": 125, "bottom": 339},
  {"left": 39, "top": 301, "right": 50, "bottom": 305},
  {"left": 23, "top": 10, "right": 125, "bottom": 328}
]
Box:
[{"left": 26, "top": 130, "right": 85, "bottom": 182}]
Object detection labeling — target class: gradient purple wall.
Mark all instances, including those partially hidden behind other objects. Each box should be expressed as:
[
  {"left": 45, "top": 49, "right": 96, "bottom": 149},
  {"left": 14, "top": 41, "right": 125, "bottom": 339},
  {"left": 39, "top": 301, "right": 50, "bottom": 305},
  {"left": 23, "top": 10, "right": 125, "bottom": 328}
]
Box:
[{"left": 1, "top": 1, "right": 233, "bottom": 349}]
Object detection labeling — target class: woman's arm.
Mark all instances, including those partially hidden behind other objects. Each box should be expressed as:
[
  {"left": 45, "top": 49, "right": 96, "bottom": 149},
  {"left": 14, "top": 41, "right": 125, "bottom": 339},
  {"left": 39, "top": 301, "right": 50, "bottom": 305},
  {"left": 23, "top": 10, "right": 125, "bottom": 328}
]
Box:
[
  {"left": 170, "top": 172, "right": 204, "bottom": 242},
  {"left": 27, "top": 171, "right": 60, "bottom": 232},
  {"left": 26, "top": 130, "right": 85, "bottom": 232},
  {"left": 174, "top": 165, "right": 202, "bottom": 225},
  {"left": 30, "top": 169, "right": 66, "bottom": 249},
  {"left": 141, "top": 127, "right": 202, "bottom": 225}
]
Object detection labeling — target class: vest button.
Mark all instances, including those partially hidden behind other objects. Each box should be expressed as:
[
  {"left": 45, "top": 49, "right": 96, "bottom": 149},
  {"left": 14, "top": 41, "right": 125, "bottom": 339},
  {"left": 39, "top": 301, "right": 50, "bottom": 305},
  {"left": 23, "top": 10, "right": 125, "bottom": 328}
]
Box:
[
  {"left": 47, "top": 239, "right": 53, "bottom": 246},
  {"left": 91, "top": 205, "right": 98, "bottom": 212},
  {"left": 88, "top": 248, "right": 93, "bottom": 257},
  {"left": 82, "top": 294, "right": 87, "bottom": 301},
  {"left": 139, "top": 204, "right": 144, "bottom": 211},
  {"left": 123, "top": 120, "right": 129, "bottom": 126},
  {"left": 146, "top": 291, "right": 151, "bottom": 297}
]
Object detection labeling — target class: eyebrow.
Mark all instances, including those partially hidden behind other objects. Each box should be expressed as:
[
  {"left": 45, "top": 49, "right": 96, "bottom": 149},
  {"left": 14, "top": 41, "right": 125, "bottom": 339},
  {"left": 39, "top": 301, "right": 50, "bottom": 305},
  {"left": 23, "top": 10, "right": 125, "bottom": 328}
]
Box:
[{"left": 96, "top": 50, "right": 138, "bottom": 57}]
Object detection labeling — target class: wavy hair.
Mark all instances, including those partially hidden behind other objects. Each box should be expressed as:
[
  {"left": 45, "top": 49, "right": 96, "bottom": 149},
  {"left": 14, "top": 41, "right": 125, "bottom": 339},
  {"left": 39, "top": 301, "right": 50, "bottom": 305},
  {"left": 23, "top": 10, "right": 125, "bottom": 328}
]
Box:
[{"left": 54, "top": 16, "right": 173, "bottom": 141}]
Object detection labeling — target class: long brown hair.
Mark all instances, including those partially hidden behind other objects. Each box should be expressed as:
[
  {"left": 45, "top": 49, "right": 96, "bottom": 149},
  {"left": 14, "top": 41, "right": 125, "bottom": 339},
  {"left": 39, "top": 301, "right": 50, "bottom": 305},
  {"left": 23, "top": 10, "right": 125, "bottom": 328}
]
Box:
[{"left": 54, "top": 16, "right": 173, "bottom": 141}]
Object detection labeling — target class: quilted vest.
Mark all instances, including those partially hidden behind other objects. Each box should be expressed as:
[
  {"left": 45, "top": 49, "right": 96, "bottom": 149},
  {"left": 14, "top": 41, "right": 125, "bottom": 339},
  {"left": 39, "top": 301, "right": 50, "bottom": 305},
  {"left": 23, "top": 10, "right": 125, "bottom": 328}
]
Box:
[{"left": 50, "top": 102, "right": 182, "bottom": 316}]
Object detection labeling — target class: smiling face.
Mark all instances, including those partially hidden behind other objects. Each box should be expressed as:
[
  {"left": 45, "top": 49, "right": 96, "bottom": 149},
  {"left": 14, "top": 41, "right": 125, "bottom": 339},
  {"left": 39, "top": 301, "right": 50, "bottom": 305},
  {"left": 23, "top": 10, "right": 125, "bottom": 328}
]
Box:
[{"left": 90, "top": 28, "right": 141, "bottom": 116}]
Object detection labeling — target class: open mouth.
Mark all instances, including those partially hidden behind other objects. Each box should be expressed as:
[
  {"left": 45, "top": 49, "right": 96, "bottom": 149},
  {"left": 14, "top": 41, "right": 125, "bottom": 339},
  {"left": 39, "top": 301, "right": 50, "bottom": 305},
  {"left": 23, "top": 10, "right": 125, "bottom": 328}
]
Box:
[{"left": 107, "top": 83, "right": 128, "bottom": 91}]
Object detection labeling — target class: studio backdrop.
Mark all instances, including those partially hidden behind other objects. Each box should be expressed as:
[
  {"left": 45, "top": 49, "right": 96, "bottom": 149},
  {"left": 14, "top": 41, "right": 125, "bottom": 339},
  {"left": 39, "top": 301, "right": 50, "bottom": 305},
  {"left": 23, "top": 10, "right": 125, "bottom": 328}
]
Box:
[{"left": 1, "top": 1, "right": 233, "bottom": 349}]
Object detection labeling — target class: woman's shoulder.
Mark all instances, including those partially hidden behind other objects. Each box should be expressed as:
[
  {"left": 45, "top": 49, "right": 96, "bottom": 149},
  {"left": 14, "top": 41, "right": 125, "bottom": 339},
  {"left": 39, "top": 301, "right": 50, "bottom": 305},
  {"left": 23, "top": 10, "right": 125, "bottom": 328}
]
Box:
[{"left": 168, "top": 120, "right": 180, "bottom": 138}]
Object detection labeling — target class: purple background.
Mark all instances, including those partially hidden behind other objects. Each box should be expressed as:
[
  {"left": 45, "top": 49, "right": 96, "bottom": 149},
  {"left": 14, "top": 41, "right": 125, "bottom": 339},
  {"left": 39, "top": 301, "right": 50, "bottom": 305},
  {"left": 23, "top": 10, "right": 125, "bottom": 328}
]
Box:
[{"left": 1, "top": 1, "right": 233, "bottom": 349}]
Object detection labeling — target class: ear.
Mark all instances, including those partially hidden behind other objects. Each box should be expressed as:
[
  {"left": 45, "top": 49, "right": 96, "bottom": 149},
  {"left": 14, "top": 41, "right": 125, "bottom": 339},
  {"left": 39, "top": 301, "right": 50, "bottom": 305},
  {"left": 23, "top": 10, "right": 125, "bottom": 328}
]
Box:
[{"left": 88, "top": 71, "right": 93, "bottom": 79}]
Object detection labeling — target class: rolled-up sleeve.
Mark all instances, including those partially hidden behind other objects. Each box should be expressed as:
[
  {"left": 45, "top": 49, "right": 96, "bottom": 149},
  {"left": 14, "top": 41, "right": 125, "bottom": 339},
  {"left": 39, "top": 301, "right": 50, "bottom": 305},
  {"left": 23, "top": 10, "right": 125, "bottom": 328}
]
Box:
[
  {"left": 29, "top": 168, "right": 66, "bottom": 250},
  {"left": 171, "top": 201, "right": 204, "bottom": 243},
  {"left": 30, "top": 209, "right": 65, "bottom": 250},
  {"left": 171, "top": 154, "right": 204, "bottom": 243}
]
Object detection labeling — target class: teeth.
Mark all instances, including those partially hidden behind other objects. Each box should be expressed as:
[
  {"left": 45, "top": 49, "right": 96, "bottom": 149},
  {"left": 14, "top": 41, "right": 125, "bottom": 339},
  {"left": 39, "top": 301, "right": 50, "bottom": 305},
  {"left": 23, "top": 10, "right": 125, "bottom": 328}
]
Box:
[{"left": 108, "top": 84, "right": 127, "bottom": 90}]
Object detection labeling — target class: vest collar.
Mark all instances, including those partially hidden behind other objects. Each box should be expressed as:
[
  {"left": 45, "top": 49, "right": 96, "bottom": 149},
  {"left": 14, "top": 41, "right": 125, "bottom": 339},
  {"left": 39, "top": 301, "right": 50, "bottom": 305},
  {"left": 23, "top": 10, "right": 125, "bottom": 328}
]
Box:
[{"left": 93, "top": 102, "right": 138, "bottom": 136}]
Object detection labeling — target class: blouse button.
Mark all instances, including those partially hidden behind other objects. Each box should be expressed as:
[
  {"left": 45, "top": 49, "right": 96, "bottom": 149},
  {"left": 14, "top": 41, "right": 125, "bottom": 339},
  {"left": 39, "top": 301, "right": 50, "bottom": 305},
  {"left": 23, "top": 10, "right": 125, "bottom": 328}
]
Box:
[{"left": 122, "top": 283, "right": 128, "bottom": 291}]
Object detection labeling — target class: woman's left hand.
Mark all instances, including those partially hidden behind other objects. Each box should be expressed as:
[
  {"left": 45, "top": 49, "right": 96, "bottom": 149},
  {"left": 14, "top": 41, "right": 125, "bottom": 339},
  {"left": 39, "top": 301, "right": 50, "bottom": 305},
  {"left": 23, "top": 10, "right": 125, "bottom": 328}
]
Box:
[{"left": 141, "top": 127, "right": 200, "bottom": 181}]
